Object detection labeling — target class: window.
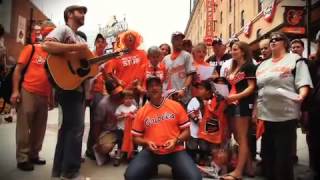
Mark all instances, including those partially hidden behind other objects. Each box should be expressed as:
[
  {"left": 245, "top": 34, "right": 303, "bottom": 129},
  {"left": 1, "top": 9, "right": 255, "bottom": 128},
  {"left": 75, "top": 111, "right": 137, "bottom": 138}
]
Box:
[
  {"left": 258, "top": 0, "right": 262, "bottom": 12},
  {"left": 241, "top": 10, "right": 245, "bottom": 27},
  {"left": 229, "top": 0, "right": 232, "bottom": 12},
  {"left": 220, "top": 11, "right": 223, "bottom": 24},
  {"left": 229, "top": 24, "right": 232, "bottom": 38}
]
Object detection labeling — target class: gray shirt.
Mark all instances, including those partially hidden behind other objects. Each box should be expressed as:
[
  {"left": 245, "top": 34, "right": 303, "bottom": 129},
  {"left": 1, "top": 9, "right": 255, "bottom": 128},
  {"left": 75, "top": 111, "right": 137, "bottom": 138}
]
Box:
[
  {"left": 256, "top": 53, "right": 313, "bottom": 122},
  {"left": 94, "top": 95, "right": 123, "bottom": 131},
  {"left": 46, "top": 25, "right": 86, "bottom": 44},
  {"left": 163, "top": 50, "right": 196, "bottom": 103}
]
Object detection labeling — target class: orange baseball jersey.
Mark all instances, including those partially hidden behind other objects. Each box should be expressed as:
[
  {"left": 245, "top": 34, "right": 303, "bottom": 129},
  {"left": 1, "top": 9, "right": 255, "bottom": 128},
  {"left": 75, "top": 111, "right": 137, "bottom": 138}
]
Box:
[
  {"left": 132, "top": 99, "right": 190, "bottom": 155},
  {"left": 18, "top": 44, "right": 52, "bottom": 97},
  {"left": 121, "top": 115, "right": 134, "bottom": 158},
  {"left": 198, "top": 97, "right": 227, "bottom": 144},
  {"left": 104, "top": 49, "right": 147, "bottom": 89}
]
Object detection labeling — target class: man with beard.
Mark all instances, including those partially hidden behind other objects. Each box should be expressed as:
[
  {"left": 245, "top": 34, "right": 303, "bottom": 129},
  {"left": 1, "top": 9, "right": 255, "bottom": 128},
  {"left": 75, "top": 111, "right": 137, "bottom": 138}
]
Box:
[
  {"left": 124, "top": 76, "right": 201, "bottom": 180},
  {"left": 43, "top": 5, "right": 88, "bottom": 179}
]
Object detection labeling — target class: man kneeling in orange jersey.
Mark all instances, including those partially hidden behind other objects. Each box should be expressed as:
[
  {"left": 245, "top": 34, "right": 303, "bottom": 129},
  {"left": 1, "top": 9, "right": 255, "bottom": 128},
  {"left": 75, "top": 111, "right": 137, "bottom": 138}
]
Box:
[{"left": 124, "top": 76, "right": 201, "bottom": 180}]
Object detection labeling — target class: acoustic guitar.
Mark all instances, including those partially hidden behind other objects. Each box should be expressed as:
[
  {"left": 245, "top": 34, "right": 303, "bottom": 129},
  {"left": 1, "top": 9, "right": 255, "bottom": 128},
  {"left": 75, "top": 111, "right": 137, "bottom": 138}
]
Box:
[{"left": 46, "top": 48, "right": 127, "bottom": 90}]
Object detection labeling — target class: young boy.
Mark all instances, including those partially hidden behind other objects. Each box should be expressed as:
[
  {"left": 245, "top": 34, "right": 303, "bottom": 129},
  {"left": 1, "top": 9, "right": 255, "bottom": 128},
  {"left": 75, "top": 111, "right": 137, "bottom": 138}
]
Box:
[
  {"left": 114, "top": 90, "right": 137, "bottom": 166},
  {"left": 194, "top": 79, "right": 229, "bottom": 178}
]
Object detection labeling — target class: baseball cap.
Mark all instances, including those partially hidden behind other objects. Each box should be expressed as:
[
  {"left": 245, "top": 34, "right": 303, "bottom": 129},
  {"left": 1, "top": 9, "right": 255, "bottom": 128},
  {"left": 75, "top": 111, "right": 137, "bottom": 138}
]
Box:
[
  {"left": 64, "top": 5, "right": 87, "bottom": 23},
  {"left": 171, "top": 31, "right": 185, "bottom": 39},
  {"left": 146, "top": 76, "right": 162, "bottom": 88},
  {"left": 105, "top": 79, "right": 123, "bottom": 95},
  {"left": 212, "top": 37, "right": 223, "bottom": 46},
  {"left": 228, "top": 37, "right": 240, "bottom": 48}
]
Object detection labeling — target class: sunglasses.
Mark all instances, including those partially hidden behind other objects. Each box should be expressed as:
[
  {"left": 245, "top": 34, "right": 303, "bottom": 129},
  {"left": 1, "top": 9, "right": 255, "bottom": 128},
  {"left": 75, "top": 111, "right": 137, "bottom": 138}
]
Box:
[{"left": 270, "top": 37, "right": 284, "bottom": 43}]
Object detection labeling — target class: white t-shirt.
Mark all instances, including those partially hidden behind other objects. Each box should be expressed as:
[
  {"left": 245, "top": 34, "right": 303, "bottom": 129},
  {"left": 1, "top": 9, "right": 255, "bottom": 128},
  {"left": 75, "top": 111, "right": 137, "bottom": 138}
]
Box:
[
  {"left": 187, "top": 97, "right": 203, "bottom": 138},
  {"left": 115, "top": 104, "right": 137, "bottom": 130},
  {"left": 220, "top": 58, "right": 233, "bottom": 77},
  {"left": 220, "top": 58, "right": 258, "bottom": 77}
]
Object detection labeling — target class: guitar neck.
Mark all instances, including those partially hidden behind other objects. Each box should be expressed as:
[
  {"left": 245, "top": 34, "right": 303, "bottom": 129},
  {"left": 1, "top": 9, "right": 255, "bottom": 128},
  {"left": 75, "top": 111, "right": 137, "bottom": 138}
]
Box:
[{"left": 88, "top": 51, "right": 123, "bottom": 65}]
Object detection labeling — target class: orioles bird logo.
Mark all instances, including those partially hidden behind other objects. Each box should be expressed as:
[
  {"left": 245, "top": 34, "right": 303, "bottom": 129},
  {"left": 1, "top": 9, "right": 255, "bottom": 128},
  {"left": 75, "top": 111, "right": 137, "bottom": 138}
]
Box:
[{"left": 287, "top": 9, "right": 303, "bottom": 26}]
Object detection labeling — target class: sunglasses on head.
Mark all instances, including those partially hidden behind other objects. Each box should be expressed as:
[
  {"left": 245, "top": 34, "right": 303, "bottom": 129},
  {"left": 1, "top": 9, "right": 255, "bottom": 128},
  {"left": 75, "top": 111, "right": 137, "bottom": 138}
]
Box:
[{"left": 270, "top": 37, "right": 284, "bottom": 43}]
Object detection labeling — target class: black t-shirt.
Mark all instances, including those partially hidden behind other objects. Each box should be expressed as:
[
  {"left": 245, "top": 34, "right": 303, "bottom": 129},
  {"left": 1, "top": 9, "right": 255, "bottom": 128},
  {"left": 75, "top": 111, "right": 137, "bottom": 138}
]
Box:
[
  {"left": 227, "top": 63, "right": 256, "bottom": 107},
  {"left": 206, "top": 53, "right": 232, "bottom": 75},
  {"left": 307, "top": 59, "right": 320, "bottom": 109}
]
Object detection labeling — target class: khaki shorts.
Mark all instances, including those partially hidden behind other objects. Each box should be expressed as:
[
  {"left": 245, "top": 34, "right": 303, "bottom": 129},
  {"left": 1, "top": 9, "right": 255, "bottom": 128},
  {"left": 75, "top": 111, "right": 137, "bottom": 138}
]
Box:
[{"left": 98, "top": 131, "right": 117, "bottom": 154}]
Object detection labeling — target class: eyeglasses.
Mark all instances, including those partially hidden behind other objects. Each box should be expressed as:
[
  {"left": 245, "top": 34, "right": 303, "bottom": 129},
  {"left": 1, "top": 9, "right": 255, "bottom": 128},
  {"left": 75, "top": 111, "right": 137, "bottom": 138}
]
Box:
[{"left": 270, "top": 37, "right": 284, "bottom": 43}]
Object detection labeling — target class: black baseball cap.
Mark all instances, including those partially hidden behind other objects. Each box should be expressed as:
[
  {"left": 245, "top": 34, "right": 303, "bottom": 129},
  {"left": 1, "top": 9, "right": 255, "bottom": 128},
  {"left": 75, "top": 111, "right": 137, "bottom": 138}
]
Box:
[
  {"left": 146, "top": 76, "right": 162, "bottom": 88},
  {"left": 64, "top": 5, "right": 87, "bottom": 23},
  {"left": 212, "top": 37, "right": 223, "bottom": 46},
  {"left": 171, "top": 31, "right": 185, "bottom": 39}
]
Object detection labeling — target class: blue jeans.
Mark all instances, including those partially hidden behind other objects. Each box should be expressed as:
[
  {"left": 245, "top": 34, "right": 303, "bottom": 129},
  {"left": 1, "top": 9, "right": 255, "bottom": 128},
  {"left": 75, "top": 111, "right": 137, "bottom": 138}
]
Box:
[
  {"left": 124, "top": 149, "right": 202, "bottom": 180},
  {"left": 52, "top": 91, "right": 85, "bottom": 178}
]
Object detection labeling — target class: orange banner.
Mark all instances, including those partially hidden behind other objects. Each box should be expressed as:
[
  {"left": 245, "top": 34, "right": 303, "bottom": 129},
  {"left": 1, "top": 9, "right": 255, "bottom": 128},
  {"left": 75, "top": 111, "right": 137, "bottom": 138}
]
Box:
[{"left": 205, "top": 0, "right": 215, "bottom": 45}]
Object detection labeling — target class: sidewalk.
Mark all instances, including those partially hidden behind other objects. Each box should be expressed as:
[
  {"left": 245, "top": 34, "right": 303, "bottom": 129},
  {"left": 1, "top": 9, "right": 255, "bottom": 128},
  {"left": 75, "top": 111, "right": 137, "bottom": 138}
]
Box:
[{"left": 0, "top": 108, "right": 314, "bottom": 180}]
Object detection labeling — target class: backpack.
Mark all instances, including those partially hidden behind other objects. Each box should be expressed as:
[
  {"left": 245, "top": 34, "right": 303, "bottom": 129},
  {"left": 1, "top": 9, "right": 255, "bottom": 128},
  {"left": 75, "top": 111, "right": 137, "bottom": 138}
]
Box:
[{"left": 0, "top": 44, "right": 35, "bottom": 103}]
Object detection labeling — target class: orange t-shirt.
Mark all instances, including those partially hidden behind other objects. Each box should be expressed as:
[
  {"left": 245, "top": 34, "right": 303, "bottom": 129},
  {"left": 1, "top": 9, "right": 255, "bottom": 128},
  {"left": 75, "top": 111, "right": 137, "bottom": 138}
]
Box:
[
  {"left": 198, "top": 97, "right": 227, "bottom": 144},
  {"left": 142, "top": 62, "right": 167, "bottom": 89},
  {"left": 91, "top": 73, "right": 106, "bottom": 94},
  {"left": 18, "top": 44, "right": 51, "bottom": 97},
  {"left": 104, "top": 49, "right": 147, "bottom": 89},
  {"left": 132, "top": 99, "right": 190, "bottom": 155}
]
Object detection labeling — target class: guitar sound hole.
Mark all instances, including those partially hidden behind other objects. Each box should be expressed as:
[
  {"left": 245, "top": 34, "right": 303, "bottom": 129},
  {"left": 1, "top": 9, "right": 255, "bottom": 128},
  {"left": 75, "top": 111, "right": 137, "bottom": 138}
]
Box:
[
  {"left": 80, "top": 59, "right": 89, "bottom": 68},
  {"left": 77, "top": 59, "right": 90, "bottom": 77}
]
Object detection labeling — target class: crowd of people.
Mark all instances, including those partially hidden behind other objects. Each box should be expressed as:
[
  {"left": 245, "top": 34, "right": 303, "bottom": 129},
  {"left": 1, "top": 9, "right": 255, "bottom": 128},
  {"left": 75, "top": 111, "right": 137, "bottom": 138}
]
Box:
[{"left": 0, "top": 4, "right": 320, "bottom": 180}]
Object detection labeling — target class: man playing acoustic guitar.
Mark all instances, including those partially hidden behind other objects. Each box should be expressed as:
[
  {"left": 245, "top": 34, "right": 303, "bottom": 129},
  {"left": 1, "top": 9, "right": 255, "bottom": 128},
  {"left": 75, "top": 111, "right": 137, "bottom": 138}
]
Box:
[{"left": 43, "top": 5, "right": 88, "bottom": 179}]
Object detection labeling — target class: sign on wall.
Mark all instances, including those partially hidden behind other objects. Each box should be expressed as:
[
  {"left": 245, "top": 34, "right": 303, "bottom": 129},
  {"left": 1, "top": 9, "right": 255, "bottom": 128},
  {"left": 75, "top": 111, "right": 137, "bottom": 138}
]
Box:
[
  {"left": 16, "top": 15, "right": 26, "bottom": 45},
  {"left": 204, "top": 0, "right": 215, "bottom": 46},
  {"left": 282, "top": 6, "right": 305, "bottom": 34},
  {"left": 262, "top": 0, "right": 277, "bottom": 23}
]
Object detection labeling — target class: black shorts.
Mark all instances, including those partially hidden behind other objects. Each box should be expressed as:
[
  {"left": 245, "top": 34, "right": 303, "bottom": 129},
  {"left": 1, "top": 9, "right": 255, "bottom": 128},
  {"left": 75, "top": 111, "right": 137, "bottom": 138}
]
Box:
[{"left": 226, "top": 103, "right": 252, "bottom": 117}]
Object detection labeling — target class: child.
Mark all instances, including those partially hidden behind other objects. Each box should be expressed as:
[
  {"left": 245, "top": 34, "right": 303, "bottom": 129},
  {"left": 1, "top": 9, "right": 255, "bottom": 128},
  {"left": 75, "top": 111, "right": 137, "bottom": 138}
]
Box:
[
  {"left": 195, "top": 79, "right": 229, "bottom": 178},
  {"left": 114, "top": 90, "right": 137, "bottom": 166},
  {"left": 186, "top": 82, "right": 204, "bottom": 163}
]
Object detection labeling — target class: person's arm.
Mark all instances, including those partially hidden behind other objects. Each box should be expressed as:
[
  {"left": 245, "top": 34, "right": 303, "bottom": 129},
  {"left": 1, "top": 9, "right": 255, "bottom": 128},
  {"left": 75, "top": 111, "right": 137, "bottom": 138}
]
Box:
[
  {"left": 10, "top": 64, "right": 26, "bottom": 105},
  {"left": 10, "top": 45, "right": 33, "bottom": 105},
  {"left": 177, "top": 73, "right": 194, "bottom": 97},
  {"left": 227, "top": 79, "right": 256, "bottom": 102},
  {"left": 42, "top": 41, "right": 87, "bottom": 54},
  {"left": 164, "top": 127, "right": 190, "bottom": 151},
  {"left": 92, "top": 121, "right": 103, "bottom": 144},
  {"left": 297, "top": 86, "right": 309, "bottom": 102},
  {"left": 133, "top": 136, "right": 158, "bottom": 152}
]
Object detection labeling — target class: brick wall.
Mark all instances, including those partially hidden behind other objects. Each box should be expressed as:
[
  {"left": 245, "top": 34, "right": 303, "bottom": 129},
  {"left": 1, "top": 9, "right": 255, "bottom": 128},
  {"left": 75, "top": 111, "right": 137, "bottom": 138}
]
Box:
[{"left": 4, "top": 0, "right": 49, "bottom": 61}]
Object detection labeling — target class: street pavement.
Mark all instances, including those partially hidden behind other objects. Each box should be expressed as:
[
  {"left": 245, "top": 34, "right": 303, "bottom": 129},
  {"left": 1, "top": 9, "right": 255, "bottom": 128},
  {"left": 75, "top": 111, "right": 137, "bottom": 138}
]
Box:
[{"left": 0, "top": 108, "right": 314, "bottom": 180}]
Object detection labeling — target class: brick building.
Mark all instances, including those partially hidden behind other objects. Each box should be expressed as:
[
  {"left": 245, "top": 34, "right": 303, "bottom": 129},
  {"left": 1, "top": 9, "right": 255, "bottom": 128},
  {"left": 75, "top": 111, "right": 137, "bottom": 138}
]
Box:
[{"left": 0, "top": 0, "right": 50, "bottom": 61}]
